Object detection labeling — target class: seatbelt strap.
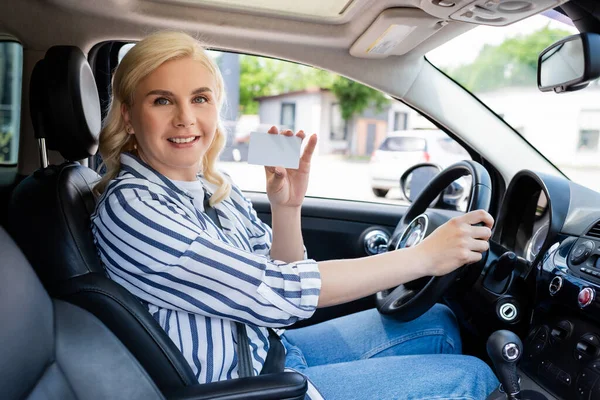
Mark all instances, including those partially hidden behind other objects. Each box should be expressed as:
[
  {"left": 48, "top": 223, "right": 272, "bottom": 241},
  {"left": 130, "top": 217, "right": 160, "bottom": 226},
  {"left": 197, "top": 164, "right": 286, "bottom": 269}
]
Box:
[
  {"left": 203, "top": 189, "right": 286, "bottom": 376},
  {"left": 260, "top": 328, "right": 286, "bottom": 375},
  {"left": 203, "top": 190, "right": 255, "bottom": 378}
]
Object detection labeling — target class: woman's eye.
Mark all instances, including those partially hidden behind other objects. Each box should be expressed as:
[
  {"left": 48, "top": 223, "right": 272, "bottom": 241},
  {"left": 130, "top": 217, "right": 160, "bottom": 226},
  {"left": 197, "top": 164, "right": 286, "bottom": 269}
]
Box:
[
  {"left": 193, "top": 96, "right": 207, "bottom": 104},
  {"left": 154, "top": 97, "right": 171, "bottom": 106}
]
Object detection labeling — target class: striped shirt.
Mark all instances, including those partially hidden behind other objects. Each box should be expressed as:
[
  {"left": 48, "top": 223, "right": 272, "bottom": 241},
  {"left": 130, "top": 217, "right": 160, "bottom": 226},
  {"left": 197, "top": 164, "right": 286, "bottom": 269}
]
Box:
[{"left": 91, "top": 153, "right": 324, "bottom": 398}]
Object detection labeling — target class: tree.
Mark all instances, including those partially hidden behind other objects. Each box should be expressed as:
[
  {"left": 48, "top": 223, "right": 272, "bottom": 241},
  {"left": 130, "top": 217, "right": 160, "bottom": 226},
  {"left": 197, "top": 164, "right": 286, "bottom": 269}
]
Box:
[
  {"left": 444, "top": 25, "right": 572, "bottom": 93},
  {"left": 331, "top": 77, "right": 389, "bottom": 120},
  {"left": 238, "top": 55, "right": 388, "bottom": 120}
]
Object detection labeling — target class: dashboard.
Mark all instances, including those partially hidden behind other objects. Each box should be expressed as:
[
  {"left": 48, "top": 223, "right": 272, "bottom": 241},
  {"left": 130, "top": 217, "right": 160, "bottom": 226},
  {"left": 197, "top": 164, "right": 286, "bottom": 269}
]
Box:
[
  {"left": 464, "top": 169, "right": 600, "bottom": 400},
  {"left": 525, "top": 192, "right": 550, "bottom": 263}
]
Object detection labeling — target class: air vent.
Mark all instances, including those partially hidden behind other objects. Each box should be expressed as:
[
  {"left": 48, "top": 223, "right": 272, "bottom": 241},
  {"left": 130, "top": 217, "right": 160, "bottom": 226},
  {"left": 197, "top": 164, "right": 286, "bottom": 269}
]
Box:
[{"left": 587, "top": 222, "right": 600, "bottom": 239}]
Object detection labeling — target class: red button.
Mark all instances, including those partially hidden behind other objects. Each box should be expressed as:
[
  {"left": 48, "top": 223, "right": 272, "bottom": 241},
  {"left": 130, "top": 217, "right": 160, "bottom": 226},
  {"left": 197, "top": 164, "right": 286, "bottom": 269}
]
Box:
[{"left": 579, "top": 288, "right": 595, "bottom": 308}]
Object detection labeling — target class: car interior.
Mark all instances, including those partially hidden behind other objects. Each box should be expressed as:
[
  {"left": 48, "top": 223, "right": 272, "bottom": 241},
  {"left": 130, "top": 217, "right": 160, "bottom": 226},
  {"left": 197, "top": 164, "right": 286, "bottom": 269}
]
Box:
[{"left": 2, "top": 0, "right": 600, "bottom": 399}]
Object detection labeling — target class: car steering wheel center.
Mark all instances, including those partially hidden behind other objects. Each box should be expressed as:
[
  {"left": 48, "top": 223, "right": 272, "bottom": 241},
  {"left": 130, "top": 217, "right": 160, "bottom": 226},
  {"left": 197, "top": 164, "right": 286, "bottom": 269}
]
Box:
[{"left": 396, "top": 214, "right": 429, "bottom": 250}]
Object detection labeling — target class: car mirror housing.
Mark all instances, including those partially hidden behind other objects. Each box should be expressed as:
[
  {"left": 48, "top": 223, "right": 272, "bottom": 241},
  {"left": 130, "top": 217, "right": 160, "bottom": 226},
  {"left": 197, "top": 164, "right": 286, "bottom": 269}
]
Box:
[
  {"left": 538, "top": 32, "right": 600, "bottom": 93},
  {"left": 400, "top": 163, "right": 442, "bottom": 203}
]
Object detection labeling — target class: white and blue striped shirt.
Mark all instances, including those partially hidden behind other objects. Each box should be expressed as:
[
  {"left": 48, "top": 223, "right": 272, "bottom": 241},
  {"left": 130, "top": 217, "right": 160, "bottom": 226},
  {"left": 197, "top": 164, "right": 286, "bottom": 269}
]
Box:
[{"left": 91, "top": 153, "right": 323, "bottom": 397}]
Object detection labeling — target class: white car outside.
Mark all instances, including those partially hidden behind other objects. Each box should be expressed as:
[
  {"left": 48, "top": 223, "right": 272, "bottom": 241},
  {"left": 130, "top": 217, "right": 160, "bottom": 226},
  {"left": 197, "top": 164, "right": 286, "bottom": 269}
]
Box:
[{"left": 369, "top": 129, "right": 471, "bottom": 198}]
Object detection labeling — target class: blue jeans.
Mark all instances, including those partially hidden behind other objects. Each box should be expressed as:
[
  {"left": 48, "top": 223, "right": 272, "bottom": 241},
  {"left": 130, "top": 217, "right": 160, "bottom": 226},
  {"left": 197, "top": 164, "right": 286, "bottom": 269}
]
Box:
[{"left": 282, "top": 304, "right": 499, "bottom": 400}]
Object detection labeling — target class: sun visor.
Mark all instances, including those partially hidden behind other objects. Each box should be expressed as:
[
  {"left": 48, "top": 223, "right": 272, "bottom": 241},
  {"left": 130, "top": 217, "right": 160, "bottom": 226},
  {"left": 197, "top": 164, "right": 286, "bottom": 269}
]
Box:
[{"left": 350, "top": 8, "right": 445, "bottom": 59}]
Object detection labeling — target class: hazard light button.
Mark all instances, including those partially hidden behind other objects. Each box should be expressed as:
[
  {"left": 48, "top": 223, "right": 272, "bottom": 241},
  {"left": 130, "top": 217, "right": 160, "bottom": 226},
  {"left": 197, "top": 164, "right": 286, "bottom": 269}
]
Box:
[{"left": 578, "top": 288, "right": 595, "bottom": 308}]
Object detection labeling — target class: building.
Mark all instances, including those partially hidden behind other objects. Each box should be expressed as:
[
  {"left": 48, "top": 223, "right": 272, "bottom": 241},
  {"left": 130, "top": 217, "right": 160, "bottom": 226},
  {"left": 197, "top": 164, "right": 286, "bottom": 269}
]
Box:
[{"left": 255, "top": 88, "right": 431, "bottom": 156}]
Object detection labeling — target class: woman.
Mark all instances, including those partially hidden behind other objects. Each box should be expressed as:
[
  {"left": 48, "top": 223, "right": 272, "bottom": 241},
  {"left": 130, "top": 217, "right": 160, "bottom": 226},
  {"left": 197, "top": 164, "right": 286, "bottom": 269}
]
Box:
[{"left": 92, "top": 31, "right": 499, "bottom": 399}]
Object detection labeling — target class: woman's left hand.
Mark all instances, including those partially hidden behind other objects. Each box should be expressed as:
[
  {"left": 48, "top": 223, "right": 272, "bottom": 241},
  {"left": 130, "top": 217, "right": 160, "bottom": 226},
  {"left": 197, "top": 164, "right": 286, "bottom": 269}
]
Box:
[{"left": 265, "top": 126, "right": 318, "bottom": 209}]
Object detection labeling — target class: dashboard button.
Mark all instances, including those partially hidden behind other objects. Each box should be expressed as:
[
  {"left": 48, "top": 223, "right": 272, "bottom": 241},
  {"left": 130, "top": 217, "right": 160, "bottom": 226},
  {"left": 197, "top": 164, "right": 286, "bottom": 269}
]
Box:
[
  {"left": 547, "top": 363, "right": 560, "bottom": 377},
  {"left": 576, "top": 349, "right": 592, "bottom": 362},
  {"left": 534, "top": 327, "right": 548, "bottom": 342},
  {"left": 579, "top": 288, "right": 596, "bottom": 308},
  {"left": 575, "top": 245, "right": 586, "bottom": 258},
  {"left": 531, "top": 339, "right": 545, "bottom": 355},
  {"left": 558, "top": 371, "right": 572, "bottom": 386},
  {"left": 549, "top": 276, "right": 563, "bottom": 296},
  {"left": 579, "top": 342, "right": 591, "bottom": 353},
  {"left": 572, "top": 241, "right": 595, "bottom": 265},
  {"left": 584, "top": 335, "right": 600, "bottom": 347}
]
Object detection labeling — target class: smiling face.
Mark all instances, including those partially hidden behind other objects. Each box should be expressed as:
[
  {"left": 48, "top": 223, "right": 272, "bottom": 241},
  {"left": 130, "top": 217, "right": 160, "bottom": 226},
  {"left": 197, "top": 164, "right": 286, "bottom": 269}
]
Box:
[{"left": 122, "top": 56, "right": 219, "bottom": 181}]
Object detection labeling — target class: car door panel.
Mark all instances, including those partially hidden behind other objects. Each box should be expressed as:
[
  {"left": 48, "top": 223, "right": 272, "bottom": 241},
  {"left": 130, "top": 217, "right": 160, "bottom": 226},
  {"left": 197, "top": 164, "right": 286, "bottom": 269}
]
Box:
[{"left": 246, "top": 192, "right": 405, "bottom": 327}]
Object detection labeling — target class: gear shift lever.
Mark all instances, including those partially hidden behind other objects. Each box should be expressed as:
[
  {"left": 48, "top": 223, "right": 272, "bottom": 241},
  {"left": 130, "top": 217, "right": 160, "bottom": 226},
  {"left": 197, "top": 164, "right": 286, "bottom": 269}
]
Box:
[{"left": 487, "top": 330, "right": 522, "bottom": 399}]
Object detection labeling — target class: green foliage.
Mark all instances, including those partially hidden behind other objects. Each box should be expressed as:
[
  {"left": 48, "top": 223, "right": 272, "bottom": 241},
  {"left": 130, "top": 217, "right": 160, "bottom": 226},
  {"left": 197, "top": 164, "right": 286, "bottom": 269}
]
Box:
[
  {"left": 443, "top": 25, "right": 572, "bottom": 93},
  {"left": 239, "top": 56, "right": 335, "bottom": 114},
  {"left": 331, "top": 77, "right": 389, "bottom": 120},
  {"left": 238, "top": 55, "right": 387, "bottom": 120}
]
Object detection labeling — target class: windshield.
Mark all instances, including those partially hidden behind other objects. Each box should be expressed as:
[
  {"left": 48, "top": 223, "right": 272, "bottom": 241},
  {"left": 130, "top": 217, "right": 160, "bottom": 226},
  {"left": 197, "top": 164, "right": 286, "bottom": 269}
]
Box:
[{"left": 427, "top": 12, "right": 600, "bottom": 193}]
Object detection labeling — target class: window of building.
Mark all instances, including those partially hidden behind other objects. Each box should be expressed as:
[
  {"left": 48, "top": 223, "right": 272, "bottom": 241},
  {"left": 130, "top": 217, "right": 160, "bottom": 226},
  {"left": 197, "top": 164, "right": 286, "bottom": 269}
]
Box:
[
  {"left": 578, "top": 130, "right": 600, "bottom": 152},
  {"left": 330, "top": 103, "right": 346, "bottom": 140},
  {"left": 280, "top": 103, "right": 295, "bottom": 131},
  {"left": 393, "top": 111, "right": 407, "bottom": 131},
  {"left": 578, "top": 110, "right": 600, "bottom": 152}
]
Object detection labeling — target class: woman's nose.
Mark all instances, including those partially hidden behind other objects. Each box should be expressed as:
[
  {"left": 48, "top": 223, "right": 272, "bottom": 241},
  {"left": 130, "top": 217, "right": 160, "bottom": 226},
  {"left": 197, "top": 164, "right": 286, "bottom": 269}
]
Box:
[{"left": 174, "top": 104, "right": 195, "bottom": 128}]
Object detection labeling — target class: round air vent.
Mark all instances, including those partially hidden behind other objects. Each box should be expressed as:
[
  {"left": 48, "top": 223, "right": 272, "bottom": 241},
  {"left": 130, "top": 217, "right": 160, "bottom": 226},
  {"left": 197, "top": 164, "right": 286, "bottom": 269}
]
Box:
[{"left": 549, "top": 276, "right": 563, "bottom": 296}]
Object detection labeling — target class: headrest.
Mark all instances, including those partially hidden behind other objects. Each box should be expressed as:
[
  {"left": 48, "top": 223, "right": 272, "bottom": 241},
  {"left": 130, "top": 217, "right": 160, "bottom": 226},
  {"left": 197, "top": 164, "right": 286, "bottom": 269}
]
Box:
[{"left": 30, "top": 46, "right": 101, "bottom": 161}]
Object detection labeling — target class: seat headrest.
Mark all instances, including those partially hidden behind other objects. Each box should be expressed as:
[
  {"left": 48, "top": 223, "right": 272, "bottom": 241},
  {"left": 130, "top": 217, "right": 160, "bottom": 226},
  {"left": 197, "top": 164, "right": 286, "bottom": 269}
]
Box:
[{"left": 30, "top": 46, "right": 101, "bottom": 161}]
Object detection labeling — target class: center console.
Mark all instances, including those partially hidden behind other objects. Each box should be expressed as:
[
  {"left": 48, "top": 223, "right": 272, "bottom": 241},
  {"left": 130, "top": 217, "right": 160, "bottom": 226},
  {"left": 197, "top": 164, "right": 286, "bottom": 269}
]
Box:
[{"left": 520, "top": 235, "right": 600, "bottom": 400}]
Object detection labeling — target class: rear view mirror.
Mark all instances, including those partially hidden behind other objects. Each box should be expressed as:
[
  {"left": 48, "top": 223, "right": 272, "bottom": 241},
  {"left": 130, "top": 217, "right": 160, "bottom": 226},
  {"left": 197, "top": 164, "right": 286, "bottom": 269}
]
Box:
[{"left": 538, "top": 33, "right": 600, "bottom": 93}]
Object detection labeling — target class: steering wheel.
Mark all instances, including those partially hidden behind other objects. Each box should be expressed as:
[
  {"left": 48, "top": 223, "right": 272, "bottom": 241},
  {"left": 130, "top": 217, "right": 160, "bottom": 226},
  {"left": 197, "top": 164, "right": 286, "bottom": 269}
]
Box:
[{"left": 376, "top": 160, "right": 492, "bottom": 321}]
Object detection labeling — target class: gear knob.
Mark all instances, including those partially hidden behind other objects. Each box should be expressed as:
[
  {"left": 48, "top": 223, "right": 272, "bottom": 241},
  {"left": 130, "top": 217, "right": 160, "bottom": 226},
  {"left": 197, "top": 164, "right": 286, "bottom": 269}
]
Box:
[{"left": 487, "top": 330, "right": 522, "bottom": 398}]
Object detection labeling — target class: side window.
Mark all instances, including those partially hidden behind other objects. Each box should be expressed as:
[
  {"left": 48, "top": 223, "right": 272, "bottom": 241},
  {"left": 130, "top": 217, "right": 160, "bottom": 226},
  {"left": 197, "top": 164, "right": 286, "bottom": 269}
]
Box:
[
  {"left": 0, "top": 42, "right": 22, "bottom": 165},
  {"left": 116, "top": 45, "right": 471, "bottom": 205},
  {"left": 216, "top": 52, "right": 471, "bottom": 205}
]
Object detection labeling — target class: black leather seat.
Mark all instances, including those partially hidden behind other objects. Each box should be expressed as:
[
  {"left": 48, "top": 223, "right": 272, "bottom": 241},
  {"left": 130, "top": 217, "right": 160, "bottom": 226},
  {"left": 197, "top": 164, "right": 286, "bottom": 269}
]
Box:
[
  {"left": 7, "top": 45, "right": 198, "bottom": 391},
  {"left": 0, "top": 226, "right": 307, "bottom": 400},
  {"left": 6, "top": 46, "right": 307, "bottom": 399},
  {"left": 0, "top": 227, "right": 166, "bottom": 400}
]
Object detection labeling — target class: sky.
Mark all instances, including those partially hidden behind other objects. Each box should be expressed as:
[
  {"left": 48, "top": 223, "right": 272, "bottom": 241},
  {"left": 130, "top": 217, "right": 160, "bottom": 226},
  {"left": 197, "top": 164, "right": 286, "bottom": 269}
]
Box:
[{"left": 427, "top": 11, "right": 578, "bottom": 69}]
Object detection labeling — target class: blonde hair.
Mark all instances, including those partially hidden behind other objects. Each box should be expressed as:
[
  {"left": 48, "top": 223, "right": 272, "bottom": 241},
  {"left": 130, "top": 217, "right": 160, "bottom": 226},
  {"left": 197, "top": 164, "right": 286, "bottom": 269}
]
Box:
[{"left": 94, "top": 31, "right": 231, "bottom": 205}]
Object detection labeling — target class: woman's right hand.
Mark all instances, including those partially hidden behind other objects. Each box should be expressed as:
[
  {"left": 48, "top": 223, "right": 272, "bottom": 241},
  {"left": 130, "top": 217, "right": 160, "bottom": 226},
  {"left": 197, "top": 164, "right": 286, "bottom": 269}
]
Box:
[{"left": 413, "top": 210, "right": 494, "bottom": 277}]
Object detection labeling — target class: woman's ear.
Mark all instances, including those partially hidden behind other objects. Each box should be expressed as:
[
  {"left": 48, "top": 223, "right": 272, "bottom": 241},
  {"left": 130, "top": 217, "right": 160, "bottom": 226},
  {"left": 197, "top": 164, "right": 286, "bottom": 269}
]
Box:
[{"left": 121, "top": 103, "right": 134, "bottom": 135}]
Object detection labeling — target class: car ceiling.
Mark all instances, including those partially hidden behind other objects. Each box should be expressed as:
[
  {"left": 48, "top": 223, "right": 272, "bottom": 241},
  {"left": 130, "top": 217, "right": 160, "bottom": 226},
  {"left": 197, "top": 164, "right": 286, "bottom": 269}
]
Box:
[{"left": 1, "top": 0, "right": 562, "bottom": 64}]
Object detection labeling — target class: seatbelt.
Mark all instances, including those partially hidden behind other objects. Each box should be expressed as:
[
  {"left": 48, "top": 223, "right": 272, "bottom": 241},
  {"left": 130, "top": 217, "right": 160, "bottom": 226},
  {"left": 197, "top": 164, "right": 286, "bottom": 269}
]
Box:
[
  {"left": 260, "top": 328, "right": 286, "bottom": 375},
  {"left": 203, "top": 191, "right": 254, "bottom": 377},
  {"left": 202, "top": 190, "right": 285, "bottom": 377}
]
